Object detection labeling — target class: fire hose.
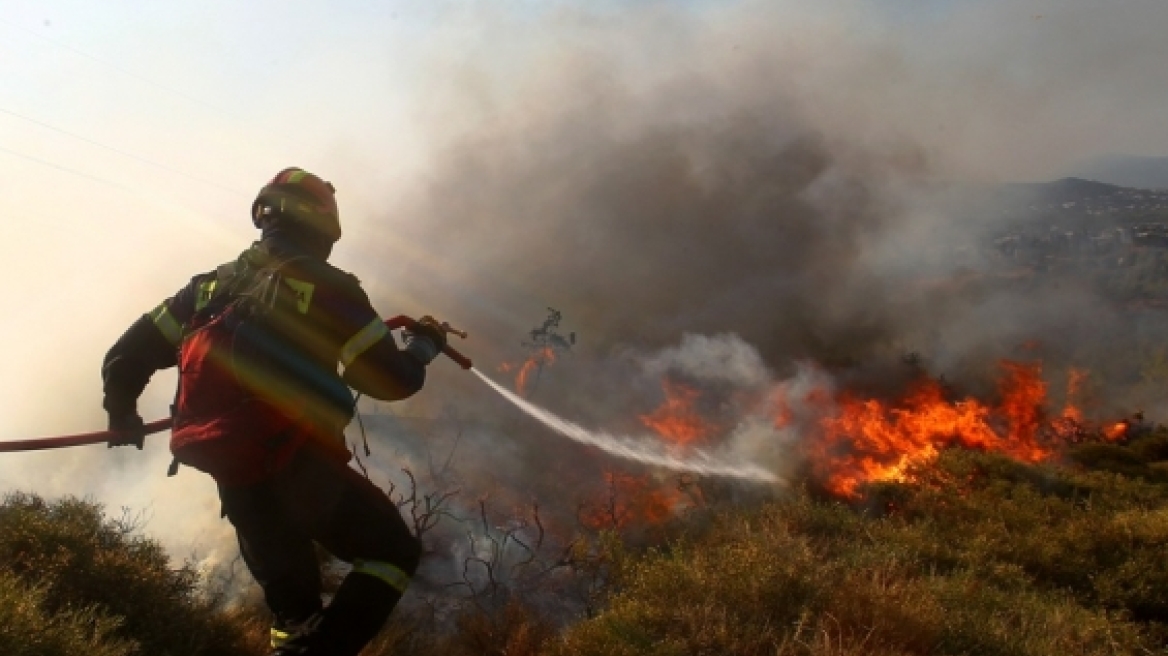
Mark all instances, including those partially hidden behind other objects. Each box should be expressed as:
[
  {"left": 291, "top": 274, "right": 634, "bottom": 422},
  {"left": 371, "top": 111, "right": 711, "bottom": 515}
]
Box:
[{"left": 0, "top": 316, "right": 471, "bottom": 453}]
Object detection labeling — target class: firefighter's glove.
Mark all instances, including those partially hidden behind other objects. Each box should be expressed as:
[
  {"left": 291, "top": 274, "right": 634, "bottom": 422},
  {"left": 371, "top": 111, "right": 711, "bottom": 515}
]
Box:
[
  {"left": 108, "top": 412, "right": 147, "bottom": 450},
  {"left": 404, "top": 315, "right": 447, "bottom": 365}
]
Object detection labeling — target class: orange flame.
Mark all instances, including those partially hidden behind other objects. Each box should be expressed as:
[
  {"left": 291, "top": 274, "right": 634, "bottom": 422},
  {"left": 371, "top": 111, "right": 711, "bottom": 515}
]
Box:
[
  {"left": 806, "top": 361, "right": 1059, "bottom": 499},
  {"left": 1062, "top": 368, "right": 1088, "bottom": 424},
  {"left": 1104, "top": 422, "right": 1130, "bottom": 442},
  {"left": 499, "top": 347, "right": 558, "bottom": 396},
  {"left": 639, "top": 379, "right": 712, "bottom": 446},
  {"left": 581, "top": 471, "right": 684, "bottom": 530}
]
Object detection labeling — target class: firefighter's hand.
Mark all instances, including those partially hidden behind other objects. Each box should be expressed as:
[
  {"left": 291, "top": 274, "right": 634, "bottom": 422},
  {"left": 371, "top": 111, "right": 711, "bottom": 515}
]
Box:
[
  {"left": 107, "top": 412, "right": 146, "bottom": 449},
  {"left": 404, "top": 315, "right": 448, "bottom": 365}
]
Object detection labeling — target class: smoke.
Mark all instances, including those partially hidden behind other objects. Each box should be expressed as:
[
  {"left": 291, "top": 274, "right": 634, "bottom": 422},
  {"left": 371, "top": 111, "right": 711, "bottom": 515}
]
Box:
[
  {"left": 472, "top": 367, "right": 781, "bottom": 483},
  {"left": 373, "top": 0, "right": 1168, "bottom": 394},
  {"left": 4, "top": 0, "right": 1168, "bottom": 581},
  {"left": 346, "top": 0, "right": 1168, "bottom": 551}
]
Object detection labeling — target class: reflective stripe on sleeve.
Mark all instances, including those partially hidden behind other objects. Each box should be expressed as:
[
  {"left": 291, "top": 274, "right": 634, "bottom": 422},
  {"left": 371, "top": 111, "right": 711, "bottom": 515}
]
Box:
[
  {"left": 351, "top": 559, "right": 411, "bottom": 593},
  {"left": 149, "top": 303, "right": 183, "bottom": 346},
  {"left": 340, "top": 318, "right": 389, "bottom": 368},
  {"left": 270, "top": 627, "right": 291, "bottom": 648}
]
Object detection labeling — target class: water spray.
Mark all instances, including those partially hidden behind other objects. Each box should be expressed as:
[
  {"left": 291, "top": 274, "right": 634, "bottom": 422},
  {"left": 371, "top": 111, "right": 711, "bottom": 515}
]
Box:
[
  {"left": 0, "top": 316, "right": 783, "bottom": 486},
  {"left": 472, "top": 368, "right": 783, "bottom": 484}
]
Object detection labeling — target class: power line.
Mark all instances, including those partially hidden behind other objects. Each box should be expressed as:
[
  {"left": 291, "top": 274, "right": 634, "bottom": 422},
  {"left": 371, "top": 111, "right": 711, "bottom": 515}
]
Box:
[
  {"left": 0, "top": 141, "right": 139, "bottom": 194},
  {"left": 0, "top": 140, "right": 236, "bottom": 227},
  {"left": 0, "top": 17, "right": 230, "bottom": 117},
  {"left": 0, "top": 105, "right": 247, "bottom": 197},
  {"left": 0, "top": 17, "right": 292, "bottom": 164}
]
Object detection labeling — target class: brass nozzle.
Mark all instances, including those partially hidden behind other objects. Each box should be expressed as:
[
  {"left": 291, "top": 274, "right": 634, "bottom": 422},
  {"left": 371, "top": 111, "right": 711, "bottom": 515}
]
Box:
[{"left": 441, "top": 322, "right": 468, "bottom": 339}]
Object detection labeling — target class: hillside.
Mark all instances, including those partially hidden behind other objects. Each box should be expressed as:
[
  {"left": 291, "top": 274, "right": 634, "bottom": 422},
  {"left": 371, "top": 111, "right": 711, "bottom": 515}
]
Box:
[
  {"left": 555, "top": 440, "right": 1168, "bottom": 655},
  {"left": 6, "top": 426, "right": 1168, "bottom": 655},
  {"left": 991, "top": 177, "right": 1168, "bottom": 230},
  {"left": 1067, "top": 155, "right": 1168, "bottom": 191}
]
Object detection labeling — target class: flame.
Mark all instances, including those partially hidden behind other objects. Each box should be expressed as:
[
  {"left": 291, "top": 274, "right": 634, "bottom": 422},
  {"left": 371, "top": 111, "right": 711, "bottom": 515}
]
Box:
[
  {"left": 639, "top": 379, "right": 712, "bottom": 446},
  {"left": 1104, "top": 422, "right": 1130, "bottom": 441},
  {"left": 1062, "top": 368, "right": 1088, "bottom": 424},
  {"left": 805, "top": 361, "right": 1061, "bottom": 498},
  {"left": 499, "top": 347, "right": 558, "bottom": 396},
  {"left": 581, "top": 471, "right": 685, "bottom": 530}
]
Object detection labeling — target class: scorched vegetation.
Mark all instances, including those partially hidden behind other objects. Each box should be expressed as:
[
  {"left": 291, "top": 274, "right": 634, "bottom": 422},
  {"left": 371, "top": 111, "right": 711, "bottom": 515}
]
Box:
[{"left": 6, "top": 427, "right": 1168, "bottom": 654}]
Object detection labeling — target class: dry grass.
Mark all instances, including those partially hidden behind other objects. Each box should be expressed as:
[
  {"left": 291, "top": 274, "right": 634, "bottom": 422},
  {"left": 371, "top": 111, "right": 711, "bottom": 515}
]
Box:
[
  {"left": 548, "top": 436, "right": 1168, "bottom": 656},
  {"left": 7, "top": 431, "right": 1168, "bottom": 655}
]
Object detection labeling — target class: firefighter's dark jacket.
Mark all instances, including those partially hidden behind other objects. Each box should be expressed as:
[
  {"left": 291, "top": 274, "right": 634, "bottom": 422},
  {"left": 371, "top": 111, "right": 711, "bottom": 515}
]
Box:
[{"left": 102, "top": 237, "right": 426, "bottom": 419}]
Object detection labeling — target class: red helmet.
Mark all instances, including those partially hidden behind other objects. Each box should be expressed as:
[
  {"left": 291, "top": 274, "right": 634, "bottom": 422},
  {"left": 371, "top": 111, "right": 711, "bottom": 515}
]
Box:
[{"left": 251, "top": 167, "right": 341, "bottom": 242}]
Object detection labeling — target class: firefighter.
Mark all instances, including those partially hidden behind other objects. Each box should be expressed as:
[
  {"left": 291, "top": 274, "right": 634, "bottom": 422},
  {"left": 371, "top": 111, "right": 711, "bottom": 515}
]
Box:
[{"left": 101, "top": 167, "right": 446, "bottom": 656}]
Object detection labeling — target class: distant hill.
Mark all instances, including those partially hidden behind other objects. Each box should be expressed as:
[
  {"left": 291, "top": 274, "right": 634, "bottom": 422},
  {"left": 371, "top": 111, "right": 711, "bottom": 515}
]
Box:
[
  {"left": 998, "top": 177, "right": 1129, "bottom": 205},
  {"left": 988, "top": 177, "right": 1168, "bottom": 229},
  {"left": 1065, "top": 155, "right": 1168, "bottom": 190}
]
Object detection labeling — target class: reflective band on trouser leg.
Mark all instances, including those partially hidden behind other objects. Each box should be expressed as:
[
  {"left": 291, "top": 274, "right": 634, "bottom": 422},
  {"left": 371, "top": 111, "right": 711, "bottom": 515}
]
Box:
[
  {"left": 351, "top": 559, "right": 411, "bottom": 593},
  {"left": 340, "top": 319, "right": 390, "bottom": 368},
  {"left": 149, "top": 303, "right": 183, "bottom": 346},
  {"left": 270, "top": 627, "right": 291, "bottom": 649}
]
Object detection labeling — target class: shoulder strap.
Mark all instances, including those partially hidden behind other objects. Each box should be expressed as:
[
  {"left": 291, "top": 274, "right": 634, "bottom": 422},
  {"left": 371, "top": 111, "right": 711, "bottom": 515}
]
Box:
[
  {"left": 233, "top": 253, "right": 315, "bottom": 313},
  {"left": 190, "top": 260, "right": 247, "bottom": 319}
]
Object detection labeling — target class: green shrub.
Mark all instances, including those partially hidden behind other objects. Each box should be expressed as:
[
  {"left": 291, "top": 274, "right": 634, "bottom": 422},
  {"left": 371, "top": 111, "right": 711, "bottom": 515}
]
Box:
[
  {"left": 0, "top": 492, "right": 262, "bottom": 656},
  {"left": 0, "top": 571, "right": 133, "bottom": 656}
]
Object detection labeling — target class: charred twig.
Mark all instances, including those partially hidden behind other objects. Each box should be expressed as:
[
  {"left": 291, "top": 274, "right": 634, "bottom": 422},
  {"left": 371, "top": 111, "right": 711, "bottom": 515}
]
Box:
[
  {"left": 508, "top": 503, "right": 544, "bottom": 578},
  {"left": 479, "top": 496, "right": 491, "bottom": 536},
  {"left": 350, "top": 444, "right": 371, "bottom": 480},
  {"left": 384, "top": 467, "right": 459, "bottom": 541},
  {"left": 677, "top": 473, "right": 706, "bottom": 508},
  {"left": 424, "top": 406, "right": 465, "bottom": 483},
  {"left": 462, "top": 524, "right": 501, "bottom": 598},
  {"left": 580, "top": 472, "right": 630, "bottom": 531}
]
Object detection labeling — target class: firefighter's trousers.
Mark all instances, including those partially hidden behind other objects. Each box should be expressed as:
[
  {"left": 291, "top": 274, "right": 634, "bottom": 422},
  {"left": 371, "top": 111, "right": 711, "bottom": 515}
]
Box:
[{"left": 219, "top": 445, "right": 421, "bottom": 656}]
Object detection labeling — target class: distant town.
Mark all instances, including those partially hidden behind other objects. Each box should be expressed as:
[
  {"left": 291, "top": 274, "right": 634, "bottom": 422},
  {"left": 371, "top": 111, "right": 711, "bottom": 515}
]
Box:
[{"left": 988, "top": 179, "right": 1168, "bottom": 266}]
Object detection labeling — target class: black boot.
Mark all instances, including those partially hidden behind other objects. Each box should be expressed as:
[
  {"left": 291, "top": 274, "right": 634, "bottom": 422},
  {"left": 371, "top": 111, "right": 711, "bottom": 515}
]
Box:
[{"left": 271, "top": 574, "right": 403, "bottom": 656}]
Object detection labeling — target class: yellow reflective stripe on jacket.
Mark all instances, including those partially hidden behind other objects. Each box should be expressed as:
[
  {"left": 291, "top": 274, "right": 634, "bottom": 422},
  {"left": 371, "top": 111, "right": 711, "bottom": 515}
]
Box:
[
  {"left": 351, "top": 559, "right": 411, "bottom": 593},
  {"left": 270, "top": 627, "right": 291, "bottom": 649},
  {"left": 149, "top": 303, "right": 183, "bottom": 346},
  {"left": 194, "top": 280, "right": 218, "bottom": 312},
  {"left": 340, "top": 318, "right": 389, "bottom": 368},
  {"left": 284, "top": 277, "right": 315, "bottom": 314}
]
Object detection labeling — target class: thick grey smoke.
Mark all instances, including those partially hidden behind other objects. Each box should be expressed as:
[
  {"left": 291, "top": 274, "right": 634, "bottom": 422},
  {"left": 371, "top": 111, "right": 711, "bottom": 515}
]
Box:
[
  {"left": 366, "top": 0, "right": 1168, "bottom": 398},
  {"left": 348, "top": 0, "right": 1168, "bottom": 530},
  {"left": 6, "top": 0, "right": 1168, "bottom": 592}
]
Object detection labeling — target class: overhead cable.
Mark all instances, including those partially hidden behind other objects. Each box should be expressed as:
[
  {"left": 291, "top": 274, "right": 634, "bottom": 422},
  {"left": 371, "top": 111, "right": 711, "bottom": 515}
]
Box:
[
  {"left": 0, "top": 17, "right": 229, "bottom": 116},
  {"left": 0, "top": 106, "right": 246, "bottom": 196}
]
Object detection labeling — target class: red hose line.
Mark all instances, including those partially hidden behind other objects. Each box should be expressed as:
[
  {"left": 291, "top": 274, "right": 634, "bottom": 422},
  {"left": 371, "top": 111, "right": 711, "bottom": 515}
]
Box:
[
  {"left": 0, "top": 316, "right": 472, "bottom": 453},
  {"left": 0, "top": 418, "right": 173, "bottom": 453}
]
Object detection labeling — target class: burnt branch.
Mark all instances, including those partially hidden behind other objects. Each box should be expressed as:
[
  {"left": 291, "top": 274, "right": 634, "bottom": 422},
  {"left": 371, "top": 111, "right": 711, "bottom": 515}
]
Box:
[{"left": 384, "top": 467, "right": 460, "bottom": 542}]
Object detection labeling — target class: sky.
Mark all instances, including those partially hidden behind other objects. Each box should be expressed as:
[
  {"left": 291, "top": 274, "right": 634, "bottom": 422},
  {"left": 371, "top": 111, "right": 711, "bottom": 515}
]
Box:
[{"left": 3, "top": 0, "right": 1168, "bottom": 564}]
